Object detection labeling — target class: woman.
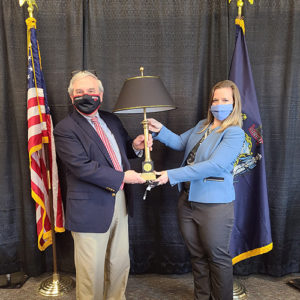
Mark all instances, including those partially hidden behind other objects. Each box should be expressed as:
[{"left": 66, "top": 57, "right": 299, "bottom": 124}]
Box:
[{"left": 148, "top": 80, "right": 245, "bottom": 300}]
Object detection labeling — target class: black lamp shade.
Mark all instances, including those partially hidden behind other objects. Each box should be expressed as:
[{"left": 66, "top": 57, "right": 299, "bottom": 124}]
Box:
[{"left": 113, "top": 76, "right": 176, "bottom": 113}]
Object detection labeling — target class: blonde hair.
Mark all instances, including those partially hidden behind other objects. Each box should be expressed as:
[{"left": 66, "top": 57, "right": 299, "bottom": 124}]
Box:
[
  {"left": 201, "top": 80, "right": 242, "bottom": 133},
  {"left": 68, "top": 71, "right": 104, "bottom": 96}
]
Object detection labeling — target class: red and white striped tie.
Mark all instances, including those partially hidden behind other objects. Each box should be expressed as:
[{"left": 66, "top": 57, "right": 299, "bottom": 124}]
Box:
[{"left": 91, "top": 116, "right": 124, "bottom": 190}]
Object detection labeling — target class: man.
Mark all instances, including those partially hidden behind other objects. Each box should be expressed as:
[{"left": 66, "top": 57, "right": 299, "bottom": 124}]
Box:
[{"left": 54, "top": 71, "right": 150, "bottom": 300}]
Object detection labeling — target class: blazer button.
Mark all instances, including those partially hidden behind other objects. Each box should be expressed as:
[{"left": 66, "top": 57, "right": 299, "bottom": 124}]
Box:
[{"left": 112, "top": 193, "right": 116, "bottom": 197}]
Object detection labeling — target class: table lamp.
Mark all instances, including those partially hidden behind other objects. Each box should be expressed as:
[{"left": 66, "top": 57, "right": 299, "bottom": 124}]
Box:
[{"left": 113, "top": 67, "right": 176, "bottom": 181}]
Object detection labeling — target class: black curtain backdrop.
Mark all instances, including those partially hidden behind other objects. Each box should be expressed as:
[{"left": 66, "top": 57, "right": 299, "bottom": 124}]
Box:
[{"left": 0, "top": 0, "right": 299, "bottom": 277}]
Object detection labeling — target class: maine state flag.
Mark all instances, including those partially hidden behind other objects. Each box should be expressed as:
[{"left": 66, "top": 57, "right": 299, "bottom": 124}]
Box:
[{"left": 229, "top": 18, "right": 273, "bottom": 264}]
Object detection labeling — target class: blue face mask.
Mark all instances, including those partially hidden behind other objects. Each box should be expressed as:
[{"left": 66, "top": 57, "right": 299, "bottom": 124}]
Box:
[{"left": 210, "top": 104, "right": 233, "bottom": 121}]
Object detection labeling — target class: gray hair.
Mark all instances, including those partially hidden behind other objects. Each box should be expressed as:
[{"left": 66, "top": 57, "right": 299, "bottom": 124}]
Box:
[{"left": 68, "top": 71, "right": 104, "bottom": 96}]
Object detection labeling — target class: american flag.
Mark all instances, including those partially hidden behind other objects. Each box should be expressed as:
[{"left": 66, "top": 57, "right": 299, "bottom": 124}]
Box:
[{"left": 27, "top": 18, "right": 64, "bottom": 251}]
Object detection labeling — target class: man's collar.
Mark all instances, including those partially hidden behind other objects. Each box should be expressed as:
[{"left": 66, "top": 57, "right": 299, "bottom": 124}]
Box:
[{"left": 76, "top": 108, "right": 99, "bottom": 120}]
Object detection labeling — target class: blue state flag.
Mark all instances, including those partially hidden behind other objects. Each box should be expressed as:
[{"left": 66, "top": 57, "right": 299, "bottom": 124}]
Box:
[{"left": 229, "top": 19, "right": 273, "bottom": 264}]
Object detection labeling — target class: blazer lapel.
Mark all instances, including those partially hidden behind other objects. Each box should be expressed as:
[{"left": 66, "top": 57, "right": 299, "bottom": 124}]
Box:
[
  {"left": 71, "top": 111, "right": 114, "bottom": 168},
  {"left": 182, "top": 128, "right": 206, "bottom": 165},
  {"left": 182, "top": 122, "right": 220, "bottom": 165}
]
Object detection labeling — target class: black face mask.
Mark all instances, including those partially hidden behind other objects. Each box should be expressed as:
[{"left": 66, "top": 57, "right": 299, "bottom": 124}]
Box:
[{"left": 73, "top": 94, "right": 101, "bottom": 115}]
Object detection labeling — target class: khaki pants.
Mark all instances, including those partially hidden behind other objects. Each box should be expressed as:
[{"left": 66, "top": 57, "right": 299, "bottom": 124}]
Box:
[{"left": 72, "top": 190, "right": 129, "bottom": 300}]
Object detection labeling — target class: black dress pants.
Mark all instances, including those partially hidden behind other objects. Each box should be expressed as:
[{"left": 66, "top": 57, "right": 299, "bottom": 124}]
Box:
[{"left": 178, "top": 191, "right": 234, "bottom": 300}]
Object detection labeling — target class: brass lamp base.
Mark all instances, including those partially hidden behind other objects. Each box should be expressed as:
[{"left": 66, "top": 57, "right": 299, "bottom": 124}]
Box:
[
  {"left": 141, "top": 160, "right": 156, "bottom": 181},
  {"left": 38, "top": 273, "right": 75, "bottom": 297},
  {"left": 141, "top": 172, "right": 156, "bottom": 181},
  {"left": 233, "top": 279, "right": 248, "bottom": 299}
]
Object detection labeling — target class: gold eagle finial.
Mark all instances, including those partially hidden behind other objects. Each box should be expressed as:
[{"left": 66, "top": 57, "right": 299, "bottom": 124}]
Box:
[
  {"left": 228, "top": 0, "right": 254, "bottom": 18},
  {"left": 19, "top": 0, "right": 38, "bottom": 18}
]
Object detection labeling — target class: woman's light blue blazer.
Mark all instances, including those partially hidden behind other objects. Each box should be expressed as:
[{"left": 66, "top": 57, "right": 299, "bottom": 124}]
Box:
[{"left": 154, "top": 120, "right": 245, "bottom": 204}]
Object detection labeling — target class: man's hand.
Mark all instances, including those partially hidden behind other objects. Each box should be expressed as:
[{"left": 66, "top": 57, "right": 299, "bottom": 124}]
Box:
[
  {"left": 148, "top": 118, "right": 163, "bottom": 133},
  {"left": 133, "top": 134, "right": 153, "bottom": 151},
  {"left": 123, "top": 170, "right": 146, "bottom": 184},
  {"left": 154, "top": 170, "right": 169, "bottom": 185}
]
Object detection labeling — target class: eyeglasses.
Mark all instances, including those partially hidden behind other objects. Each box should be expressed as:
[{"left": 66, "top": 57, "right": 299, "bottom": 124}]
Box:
[{"left": 71, "top": 69, "right": 98, "bottom": 77}]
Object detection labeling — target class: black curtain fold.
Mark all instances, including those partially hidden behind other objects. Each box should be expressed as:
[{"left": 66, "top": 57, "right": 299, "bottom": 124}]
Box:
[{"left": 0, "top": 0, "right": 299, "bottom": 277}]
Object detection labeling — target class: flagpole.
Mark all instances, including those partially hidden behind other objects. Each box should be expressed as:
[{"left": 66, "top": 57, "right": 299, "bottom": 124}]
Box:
[
  {"left": 20, "top": 0, "right": 74, "bottom": 296},
  {"left": 229, "top": 1, "right": 254, "bottom": 300}
]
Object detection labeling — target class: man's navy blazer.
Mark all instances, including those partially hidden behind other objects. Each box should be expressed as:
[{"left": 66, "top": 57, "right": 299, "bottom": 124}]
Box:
[{"left": 54, "top": 110, "right": 137, "bottom": 233}]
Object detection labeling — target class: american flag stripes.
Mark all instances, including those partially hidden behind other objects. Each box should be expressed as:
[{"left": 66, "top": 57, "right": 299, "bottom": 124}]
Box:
[{"left": 26, "top": 17, "right": 64, "bottom": 251}]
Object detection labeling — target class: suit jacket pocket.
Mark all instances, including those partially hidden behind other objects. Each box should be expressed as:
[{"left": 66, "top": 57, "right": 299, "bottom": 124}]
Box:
[{"left": 203, "top": 177, "right": 224, "bottom": 182}]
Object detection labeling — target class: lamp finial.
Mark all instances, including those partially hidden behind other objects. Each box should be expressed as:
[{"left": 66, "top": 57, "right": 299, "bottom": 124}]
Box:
[{"left": 140, "top": 66, "right": 144, "bottom": 77}]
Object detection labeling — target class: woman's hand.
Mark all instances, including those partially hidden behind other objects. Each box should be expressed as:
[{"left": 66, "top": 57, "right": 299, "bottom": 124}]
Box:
[
  {"left": 148, "top": 118, "right": 163, "bottom": 133},
  {"left": 154, "top": 170, "right": 169, "bottom": 185}
]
